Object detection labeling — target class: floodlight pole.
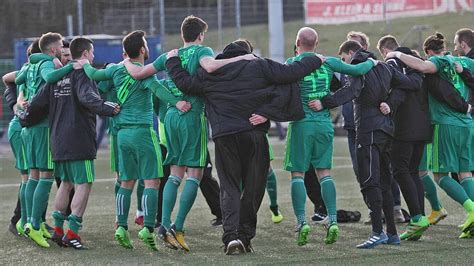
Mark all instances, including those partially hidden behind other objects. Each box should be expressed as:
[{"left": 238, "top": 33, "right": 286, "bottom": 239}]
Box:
[
  {"left": 268, "top": 0, "right": 284, "bottom": 62},
  {"left": 236, "top": 0, "right": 241, "bottom": 38},
  {"left": 77, "top": 0, "right": 83, "bottom": 36}
]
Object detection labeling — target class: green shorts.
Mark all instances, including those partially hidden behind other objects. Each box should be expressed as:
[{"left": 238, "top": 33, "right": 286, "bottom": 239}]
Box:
[
  {"left": 8, "top": 129, "right": 28, "bottom": 171},
  {"left": 21, "top": 126, "right": 54, "bottom": 170},
  {"left": 164, "top": 111, "right": 207, "bottom": 167},
  {"left": 109, "top": 133, "right": 119, "bottom": 173},
  {"left": 54, "top": 160, "right": 95, "bottom": 184},
  {"left": 117, "top": 126, "right": 163, "bottom": 181},
  {"left": 431, "top": 124, "right": 473, "bottom": 173},
  {"left": 418, "top": 143, "right": 432, "bottom": 171},
  {"left": 284, "top": 121, "right": 334, "bottom": 172}
]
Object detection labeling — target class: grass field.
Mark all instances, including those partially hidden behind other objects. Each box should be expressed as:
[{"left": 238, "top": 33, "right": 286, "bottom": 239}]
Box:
[
  {"left": 1, "top": 137, "right": 474, "bottom": 264},
  {"left": 163, "top": 12, "right": 474, "bottom": 58}
]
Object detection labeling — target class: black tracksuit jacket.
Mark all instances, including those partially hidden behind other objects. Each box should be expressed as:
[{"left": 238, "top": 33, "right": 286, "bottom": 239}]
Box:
[
  {"left": 165, "top": 45, "right": 323, "bottom": 139},
  {"left": 321, "top": 49, "right": 416, "bottom": 137},
  {"left": 18, "top": 69, "right": 117, "bottom": 161}
]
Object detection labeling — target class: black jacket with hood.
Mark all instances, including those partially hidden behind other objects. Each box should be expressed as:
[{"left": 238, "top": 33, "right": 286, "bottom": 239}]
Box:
[
  {"left": 17, "top": 69, "right": 118, "bottom": 161},
  {"left": 165, "top": 43, "right": 323, "bottom": 139},
  {"left": 384, "top": 47, "right": 431, "bottom": 142},
  {"left": 321, "top": 49, "right": 416, "bottom": 137}
]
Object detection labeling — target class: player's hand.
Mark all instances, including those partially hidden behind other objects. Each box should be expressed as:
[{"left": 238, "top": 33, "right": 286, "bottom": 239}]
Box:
[
  {"left": 308, "top": 99, "right": 323, "bottom": 111},
  {"left": 53, "top": 58, "right": 63, "bottom": 69},
  {"left": 368, "top": 58, "right": 379, "bottom": 66},
  {"left": 73, "top": 59, "right": 89, "bottom": 69},
  {"left": 19, "top": 100, "right": 29, "bottom": 109},
  {"left": 385, "top": 51, "right": 401, "bottom": 60},
  {"left": 454, "top": 61, "right": 463, "bottom": 73},
  {"left": 249, "top": 114, "right": 268, "bottom": 125},
  {"left": 467, "top": 104, "right": 472, "bottom": 114},
  {"left": 176, "top": 101, "right": 191, "bottom": 112},
  {"left": 316, "top": 54, "right": 326, "bottom": 63},
  {"left": 113, "top": 104, "right": 121, "bottom": 115},
  {"left": 241, "top": 53, "right": 257, "bottom": 61},
  {"left": 167, "top": 49, "right": 179, "bottom": 59},
  {"left": 380, "top": 102, "right": 391, "bottom": 115}
]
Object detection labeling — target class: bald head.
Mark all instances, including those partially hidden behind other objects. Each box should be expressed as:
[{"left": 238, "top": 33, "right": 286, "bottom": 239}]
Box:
[{"left": 296, "top": 27, "right": 318, "bottom": 52}]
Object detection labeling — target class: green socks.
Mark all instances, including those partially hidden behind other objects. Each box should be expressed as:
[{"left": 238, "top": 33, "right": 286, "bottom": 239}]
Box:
[
  {"left": 25, "top": 178, "right": 38, "bottom": 224},
  {"left": 175, "top": 177, "right": 200, "bottom": 232},
  {"left": 114, "top": 180, "right": 121, "bottom": 197},
  {"left": 411, "top": 214, "right": 422, "bottom": 223},
  {"left": 116, "top": 187, "right": 132, "bottom": 228},
  {"left": 52, "top": 210, "right": 67, "bottom": 230},
  {"left": 19, "top": 181, "right": 27, "bottom": 226},
  {"left": 291, "top": 176, "right": 306, "bottom": 225},
  {"left": 162, "top": 175, "right": 181, "bottom": 229},
  {"left": 438, "top": 176, "right": 469, "bottom": 206},
  {"left": 320, "top": 176, "right": 337, "bottom": 224},
  {"left": 68, "top": 214, "right": 82, "bottom": 234},
  {"left": 266, "top": 170, "right": 278, "bottom": 208},
  {"left": 31, "top": 178, "right": 54, "bottom": 230},
  {"left": 460, "top": 177, "right": 474, "bottom": 200},
  {"left": 422, "top": 174, "right": 442, "bottom": 211},
  {"left": 142, "top": 188, "right": 158, "bottom": 229},
  {"left": 137, "top": 180, "right": 145, "bottom": 212}
]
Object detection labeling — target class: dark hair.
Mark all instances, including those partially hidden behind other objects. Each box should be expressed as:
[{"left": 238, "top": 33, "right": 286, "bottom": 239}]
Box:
[
  {"left": 39, "top": 32, "right": 63, "bottom": 52},
  {"left": 456, "top": 28, "right": 474, "bottom": 48},
  {"left": 27, "top": 39, "right": 41, "bottom": 57},
  {"left": 122, "top": 30, "right": 146, "bottom": 59},
  {"left": 70, "top": 37, "right": 93, "bottom": 59},
  {"left": 423, "top": 32, "right": 445, "bottom": 54},
  {"left": 377, "top": 35, "right": 399, "bottom": 51},
  {"left": 338, "top": 40, "right": 362, "bottom": 55},
  {"left": 181, "top": 15, "right": 208, "bottom": 42},
  {"left": 62, "top": 40, "right": 70, "bottom": 48},
  {"left": 347, "top": 31, "right": 370, "bottom": 49},
  {"left": 233, "top": 39, "right": 253, "bottom": 53}
]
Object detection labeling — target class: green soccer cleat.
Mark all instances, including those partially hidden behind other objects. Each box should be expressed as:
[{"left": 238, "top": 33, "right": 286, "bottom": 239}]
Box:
[
  {"left": 459, "top": 231, "right": 471, "bottom": 239},
  {"left": 25, "top": 223, "right": 50, "bottom": 248},
  {"left": 324, "top": 223, "right": 339, "bottom": 245},
  {"left": 16, "top": 221, "right": 26, "bottom": 237},
  {"left": 40, "top": 222, "right": 52, "bottom": 239},
  {"left": 400, "top": 216, "right": 430, "bottom": 241},
  {"left": 460, "top": 212, "right": 474, "bottom": 234},
  {"left": 115, "top": 226, "right": 133, "bottom": 249},
  {"left": 271, "top": 210, "right": 284, "bottom": 224},
  {"left": 296, "top": 223, "right": 311, "bottom": 246},
  {"left": 138, "top": 227, "right": 158, "bottom": 251}
]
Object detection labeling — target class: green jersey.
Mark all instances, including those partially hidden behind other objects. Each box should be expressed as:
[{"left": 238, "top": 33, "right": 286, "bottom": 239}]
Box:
[
  {"left": 285, "top": 53, "right": 374, "bottom": 123},
  {"left": 428, "top": 55, "right": 472, "bottom": 127},
  {"left": 15, "top": 53, "right": 73, "bottom": 127},
  {"left": 84, "top": 62, "right": 179, "bottom": 126},
  {"left": 97, "top": 78, "right": 118, "bottom": 135},
  {"left": 153, "top": 44, "right": 214, "bottom": 114}
]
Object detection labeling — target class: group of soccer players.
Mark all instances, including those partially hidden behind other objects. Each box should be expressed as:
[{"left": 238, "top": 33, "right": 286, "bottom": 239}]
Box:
[{"left": 3, "top": 14, "right": 474, "bottom": 254}]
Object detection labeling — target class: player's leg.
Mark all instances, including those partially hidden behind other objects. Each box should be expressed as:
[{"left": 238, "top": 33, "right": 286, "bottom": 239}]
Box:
[
  {"left": 284, "top": 123, "right": 311, "bottom": 246},
  {"left": 392, "top": 140, "right": 429, "bottom": 240},
  {"left": 237, "top": 131, "right": 270, "bottom": 253},
  {"left": 379, "top": 137, "right": 399, "bottom": 245},
  {"left": 305, "top": 166, "right": 327, "bottom": 223},
  {"left": 432, "top": 125, "right": 474, "bottom": 237},
  {"left": 136, "top": 127, "right": 162, "bottom": 251},
  {"left": 50, "top": 161, "right": 73, "bottom": 246},
  {"left": 199, "top": 152, "right": 223, "bottom": 226},
  {"left": 267, "top": 166, "right": 283, "bottom": 223},
  {"left": 356, "top": 131, "right": 388, "bottom": 249}
]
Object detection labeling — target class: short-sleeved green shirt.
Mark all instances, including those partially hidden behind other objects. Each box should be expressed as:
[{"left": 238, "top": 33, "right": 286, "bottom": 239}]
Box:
[
  {"left": 103, "top": 63, "right": 164, "bottom": 126},
  {"left": 285, "top": 53, "right": 374, "bottom": 123},
  {"left": 428, "top": 55, "right": 472, "bottom": 127},
  {"left": 153, "top": 45, "right": 214, "bottom": 114}
]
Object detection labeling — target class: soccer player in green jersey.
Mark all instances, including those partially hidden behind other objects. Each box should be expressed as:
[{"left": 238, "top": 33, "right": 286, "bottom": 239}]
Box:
[
  {"left": 97, "top": 74, "right": 147, "bottom": 228},
  {"left": 387, "top": 32, "right": 474, "bottom": 238},
  {"left": 121, "top": 16, "right": 253, "bottom": 251},
  {"left": 77, "top": 30, "right": 190, "bottom": 251},
  {"left": 284, "top": 27, "right": 375, "bottom": 246},
  {"left": 2, "top": 41, "right": 39, "bottom": 236},
  {"left": 15, "top": 32, "right": 75, "bottom": 247}
]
